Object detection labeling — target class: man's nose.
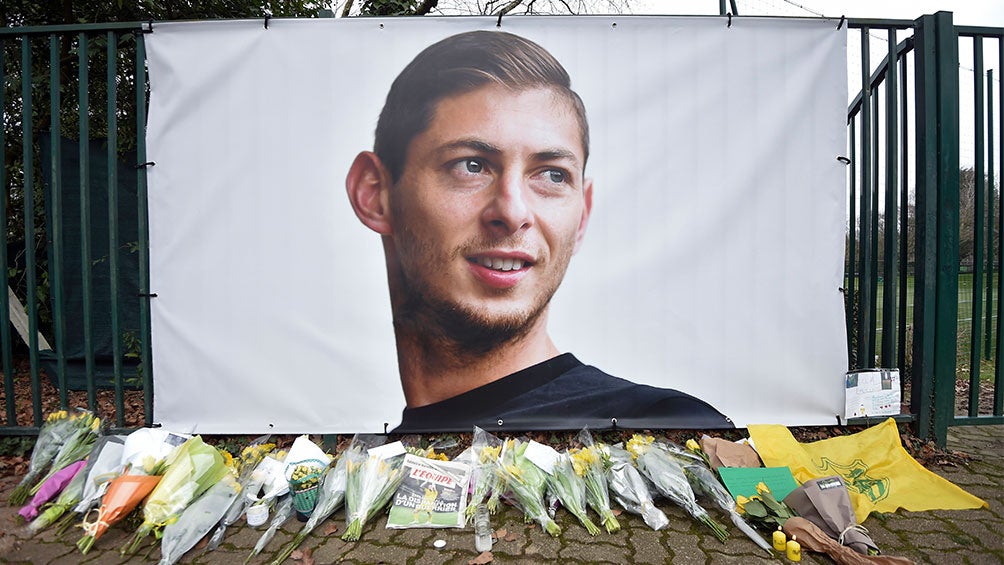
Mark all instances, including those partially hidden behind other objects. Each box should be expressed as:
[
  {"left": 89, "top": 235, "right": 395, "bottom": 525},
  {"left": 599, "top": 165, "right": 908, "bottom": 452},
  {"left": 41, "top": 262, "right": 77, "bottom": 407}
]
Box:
[{"left": 482, "top": 171, "right": 532, "bottom": 235}]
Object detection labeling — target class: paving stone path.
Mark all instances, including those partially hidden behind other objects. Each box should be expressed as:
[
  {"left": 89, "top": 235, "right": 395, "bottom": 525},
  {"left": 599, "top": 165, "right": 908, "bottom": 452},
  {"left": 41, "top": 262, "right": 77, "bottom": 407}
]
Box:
[{"left": 0, "top": 425, "right": 1000, "bottom": 564}]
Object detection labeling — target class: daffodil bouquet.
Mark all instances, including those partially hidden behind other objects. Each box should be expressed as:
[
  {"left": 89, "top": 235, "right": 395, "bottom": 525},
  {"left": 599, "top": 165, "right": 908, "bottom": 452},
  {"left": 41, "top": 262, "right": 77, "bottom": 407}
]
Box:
[
  {"left": 734, "top": 481, "right": 796, "bottom": 532},
  {"left": 341, "top": 437, "right": 406, "bottom": 541},
  {"left": 122, "top": 436, "right": 229, "bottom": 555},
  {"left": 547, "top": 452, "right": 601, "bottom": 535},
  {"left": 9, "top": 410, "right": 81, "bottom": 506},
  {"left": 683, "top": 463, "right": 772, "bottom": 555},
  {"left": 571, "top": 429, "right": 620, "bottom": 534},
  {"left": 626, "top": 434, "right": 729, "bottom": 542},
  {"left": 271, "top": 456, "right": 348, "bottom": 564},
  {"left": 466, "top": 427, "right": 504, "bottom": 522},
  {"left": 497, "top": 438, "right": 561, "bottom": 537},
  {"left": 604, "top": 445, "right": 669, "bottom": 530},
  {"left": 28, "top": 411, "right": 102, "bottom": 499}
]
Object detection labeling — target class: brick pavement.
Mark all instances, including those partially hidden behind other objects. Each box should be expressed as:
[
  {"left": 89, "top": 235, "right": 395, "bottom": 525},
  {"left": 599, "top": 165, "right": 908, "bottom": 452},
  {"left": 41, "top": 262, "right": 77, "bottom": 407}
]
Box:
[{"left": 0, "top": 425, "right": 1000, "bottom": 564}]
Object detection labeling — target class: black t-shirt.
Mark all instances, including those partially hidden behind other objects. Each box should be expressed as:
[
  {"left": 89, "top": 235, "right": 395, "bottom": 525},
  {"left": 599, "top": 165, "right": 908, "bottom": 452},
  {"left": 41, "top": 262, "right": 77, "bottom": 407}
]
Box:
[{"left": 394, "top": 353, "right": 733, "bottom": 433}]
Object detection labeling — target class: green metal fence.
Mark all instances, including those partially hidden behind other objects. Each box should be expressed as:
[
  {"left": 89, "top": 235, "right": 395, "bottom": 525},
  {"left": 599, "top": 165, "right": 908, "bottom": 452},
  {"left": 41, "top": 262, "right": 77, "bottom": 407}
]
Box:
[
  {"left": 1, "top": 14, "right": 1001, "bottom": 444},
  {"left": 0, "top": 22, "right": 152, "bottom": 434},
  {"left": 846, "top": 12, "right": 1004, "bottom": 444}
]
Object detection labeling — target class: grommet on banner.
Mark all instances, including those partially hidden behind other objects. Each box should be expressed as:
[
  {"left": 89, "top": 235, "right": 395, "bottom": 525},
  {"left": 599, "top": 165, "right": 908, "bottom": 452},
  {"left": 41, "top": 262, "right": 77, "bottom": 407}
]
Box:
[
  {"left": 610, "top": 417, "right": 618, "bottom": 428},
  {"left": 496, "top": 418, "right": 504, "bottom": 426},
  {"left": 837, "top": 155, "right": 851, "bottom": 165},
  {"left": 727, "top": 13, "right": 732, "bottom": 28},
  {"left": 837, "top": 15, "right": 846, "bottom": 30},
  {"left": 497, "top": 12, "right": 504, "bottom": 28},
  {"left": 135, "top": 161, "right": 155, "bottom": 169},
  {"left": 264, "top": 15, "right": 270, "bottom": 29}
]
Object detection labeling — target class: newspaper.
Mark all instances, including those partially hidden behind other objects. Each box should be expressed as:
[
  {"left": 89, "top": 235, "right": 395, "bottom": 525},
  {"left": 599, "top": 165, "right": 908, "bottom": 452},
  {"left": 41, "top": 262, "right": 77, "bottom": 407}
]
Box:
[{"left": 386, "top": 454, "right": 472, "bottom": 529}]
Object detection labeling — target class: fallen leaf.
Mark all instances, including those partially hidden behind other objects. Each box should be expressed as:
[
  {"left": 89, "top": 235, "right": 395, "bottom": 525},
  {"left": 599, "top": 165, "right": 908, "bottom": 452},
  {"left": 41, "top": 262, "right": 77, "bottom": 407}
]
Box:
[
  {"left": 297, "top": 547, "right": 315, "bottom": 565},
  {"left": 194, "top": 534, "right": 210, "bottom": 550},
  {"left": 291, "top": 549, "right": 304, "bottom": 560},
  {"left": 504, "top": 531, "right": 518, "bottom": 542},
  {"left": 468, "top": 551, "right": 494, "bottom": 564},
  {"left": 323, "top": 523, "right": 339, "bottom": 536},
  {"left": 493, "top": 527, "right": 506, "bottom": 540},
  {"left": 611, "top": 508, "right": 622, "bottom": 516}
]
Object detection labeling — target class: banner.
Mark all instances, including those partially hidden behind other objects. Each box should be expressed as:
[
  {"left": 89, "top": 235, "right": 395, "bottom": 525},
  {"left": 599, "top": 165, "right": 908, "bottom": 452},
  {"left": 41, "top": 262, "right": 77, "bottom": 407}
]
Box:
[{"left": 145, "top": 16, "right": 848, "bottom": 433}]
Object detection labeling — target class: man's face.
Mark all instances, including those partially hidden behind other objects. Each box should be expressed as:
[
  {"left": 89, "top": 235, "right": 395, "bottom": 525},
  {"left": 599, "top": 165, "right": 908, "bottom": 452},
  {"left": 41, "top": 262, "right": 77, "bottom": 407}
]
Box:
[{"left": 386, "top": 85, "right": 592, "bottom": 348}]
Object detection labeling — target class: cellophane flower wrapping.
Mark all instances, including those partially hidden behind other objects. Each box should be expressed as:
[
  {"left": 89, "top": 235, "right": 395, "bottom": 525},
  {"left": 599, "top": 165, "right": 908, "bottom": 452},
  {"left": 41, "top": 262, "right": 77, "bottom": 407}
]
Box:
[
  {"left": 25, "top": 460, "right": 88, "bottom": 535},
  {"left": 341, "top": 436, "right": 405, "bottom": 541},
  {"left": 158, "top": 473, "right": 240, "bottom": 565},
  {"left": 248, "top": 495, "right": 294, "bottom": 565},
  {"left": 627, "top": 434, "right": 729, "bottom": 542},
  {"left": 547, "top": 452, "right": 600, "bottom": 535},
  {"left": 123, "top": 435, "right": 229, "bottom": 555},
  {"left": 466, "top": 427, "right": 504, "bottom": 522},
  {"left": 73, "top": 436, "right": 126, "bottom": 516},
  {"left": 271, "top": 457, "right": 347, "bottom": 565},
  {"left": 206, "top": 437, "right": 279, "bottom": 551},
  {"left": 496, "top": 439, "right": 561, "bottom": 537},
  {"left": 571, "top": 429, "right": 620, "bottom": 533},
  {"left": 605, "top": 445, "right": 669, "bottom": 530},
  {"left": 9, "top": 410, "right": 77, "bottom": 506},
  {"left": 29, "top": 411, "right": 102, "bottom": 498},
  {"left": 684, "top": 463, "right": 772, "bottom": 554},
  {"left": 76, "top": 469, "right": 164, "bottom": 553},
  {"left": 19, "top": 459, "right": 87, "bottom": 522}
]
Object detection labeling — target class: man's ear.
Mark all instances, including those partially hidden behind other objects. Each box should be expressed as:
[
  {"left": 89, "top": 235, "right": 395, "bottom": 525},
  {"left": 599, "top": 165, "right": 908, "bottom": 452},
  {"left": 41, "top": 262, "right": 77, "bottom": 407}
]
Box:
[
  {"left": 572, "top": 177, "right": 593, "bottom": 254},
  {"left": 345, "top": 151, "right": 394, "bottom": 235}
]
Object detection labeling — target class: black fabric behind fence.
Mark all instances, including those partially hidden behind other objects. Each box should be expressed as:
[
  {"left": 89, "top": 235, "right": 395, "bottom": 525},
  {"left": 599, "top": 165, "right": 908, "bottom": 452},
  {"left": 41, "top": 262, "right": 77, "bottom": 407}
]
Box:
[{"left": 39, "top": 133, "right": 141, "bottom": 389}]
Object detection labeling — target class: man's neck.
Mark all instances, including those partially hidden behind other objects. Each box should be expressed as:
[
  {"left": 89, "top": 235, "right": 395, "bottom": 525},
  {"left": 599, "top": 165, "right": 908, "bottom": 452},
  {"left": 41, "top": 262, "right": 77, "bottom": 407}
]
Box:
[{"left": 395, "top": 318, "right": 559, "bottom": 408}]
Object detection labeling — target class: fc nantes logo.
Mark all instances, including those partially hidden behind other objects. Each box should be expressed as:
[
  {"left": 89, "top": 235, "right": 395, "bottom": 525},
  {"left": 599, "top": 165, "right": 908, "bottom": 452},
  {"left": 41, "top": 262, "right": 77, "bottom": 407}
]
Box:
[{"left": 816, "top": 458, "right": 890, "bottom": 503}]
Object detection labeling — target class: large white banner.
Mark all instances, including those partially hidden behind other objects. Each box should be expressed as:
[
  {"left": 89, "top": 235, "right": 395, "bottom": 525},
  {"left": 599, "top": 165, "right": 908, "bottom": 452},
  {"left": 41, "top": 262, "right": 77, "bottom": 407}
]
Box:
[{"left": 146, "top": 16, "right": 848, "bottom": 433}]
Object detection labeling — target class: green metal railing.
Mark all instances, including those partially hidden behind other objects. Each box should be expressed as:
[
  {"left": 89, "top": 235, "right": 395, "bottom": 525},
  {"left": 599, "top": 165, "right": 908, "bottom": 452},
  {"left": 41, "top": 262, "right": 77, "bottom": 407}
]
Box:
[
  {"left": 1, "top": 14, "right": 1001, "bottom": 445},
  {"left": 0, "top": 22, "right": 153, "bottom": 434},
  {"left": 846, "top": 12, "right": 1004, "bottom": 444}
]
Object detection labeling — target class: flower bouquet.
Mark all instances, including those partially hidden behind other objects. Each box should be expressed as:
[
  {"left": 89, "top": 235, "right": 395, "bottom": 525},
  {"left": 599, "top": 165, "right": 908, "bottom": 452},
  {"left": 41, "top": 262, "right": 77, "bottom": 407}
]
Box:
[
  {"left": 734, "top": 481, "right": 797, "bottom": 532},
  {"left": 497, "top": 439, "right": 560, "bottom": 537},
  {"left": 247, "top": 495, "right": 294, "bottom": 565},
  {"left": 76, "top": 462, "right": 167, "bottom": 553},
  {"left": 627, "top": 434, "right": 729, "bottom": 542},
  {"left": 19, "top": 459, "right": 87, "bottom": 522},
  {"left": 121, "top": 435, "right": 229, "bottom": 555},
  {"left": 286, "top": 459, "right": 327, "bottom": 517},
  {"left": 270, "top": 457, "right": 347, "bottom": 565},
  {"left": 571, "top": 429, "right": 620, "bottom": 533},
  {"left": 158, "top": 473, "right": 240, "bottom": 565},
  {"left": 684, "top": 463, "right": 772, "bottom": 554},
  {"left": 25, "top": 460, "right": 88, "bottom": 536},
  {"left": 341, "top": 435, "right": 406, "bottom": 541},
  {"left": 9, "top": 410, "right": 79, "bottom": 505},
  {"left": 547, "top": 452, "right": 601, "bottom": 535},
  {"left": 206, "top": 435, "right": 275, "bottom": 550},
  {"left": 72, "top": 435, "right": 126, "bottom": 517},
  {"left": 604, "top": 445, "right": 669, "bottom": 530},
  {"left": 27, "top": 411, "right": 101, "bottom": 498},
  {"left": 466, "top": 427, "right": 504, "bottom": 522}
]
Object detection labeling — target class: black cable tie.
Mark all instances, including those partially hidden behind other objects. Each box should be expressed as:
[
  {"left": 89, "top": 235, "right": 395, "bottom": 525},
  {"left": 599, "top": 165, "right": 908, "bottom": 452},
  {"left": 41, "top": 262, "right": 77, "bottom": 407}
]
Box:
[
  {"left": 838, "top": 287, "right": 846, "bottom": 294},
  {"left": 836, "top": 414, "right": 843, "bottom": 426},
  {"left": 264, "top": 15, "right": 270, "bottom": 29},
  {"left": 727, "top": 13, "right": 732, "bottom": 28},
  {"left": 135, "top": 161, "right": 155, "bottom": 169},
  {"left": 143, "top": 20, "right": 154, "bottom": 34},
  {"left": 497, "top": 12, "right": 504, "bottom": 28},
  {"left": 138, "top": 292, "right": 158, "bottom": 298},
  {"left": 837, "top": 155, "right": 851, "bottom": 164},
  {"left": 837, "top": 15, "right": 846, "bottom": 30}
]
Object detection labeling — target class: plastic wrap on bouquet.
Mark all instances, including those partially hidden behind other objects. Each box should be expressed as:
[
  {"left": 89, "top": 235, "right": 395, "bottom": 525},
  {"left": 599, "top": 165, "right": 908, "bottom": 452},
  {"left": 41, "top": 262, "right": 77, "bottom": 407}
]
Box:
[{"left": 286, "top": 458, "right": 328, "bottom": 516}]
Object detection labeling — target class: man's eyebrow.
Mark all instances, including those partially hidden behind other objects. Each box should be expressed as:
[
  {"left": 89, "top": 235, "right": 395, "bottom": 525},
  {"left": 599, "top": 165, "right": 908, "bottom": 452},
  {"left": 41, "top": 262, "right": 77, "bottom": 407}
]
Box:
[
  {"left": 438, "top": 139, "right": 502, "bottom": 156},
  {"left": 531, "top": 149, "right": 580, "bottom": 166}
]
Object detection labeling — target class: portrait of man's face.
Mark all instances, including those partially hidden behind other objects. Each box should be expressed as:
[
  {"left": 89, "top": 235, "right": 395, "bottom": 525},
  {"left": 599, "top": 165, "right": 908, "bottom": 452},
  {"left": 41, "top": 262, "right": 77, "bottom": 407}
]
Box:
[{"left": 386, "top": 84, "right": 592, "bottom": 349}]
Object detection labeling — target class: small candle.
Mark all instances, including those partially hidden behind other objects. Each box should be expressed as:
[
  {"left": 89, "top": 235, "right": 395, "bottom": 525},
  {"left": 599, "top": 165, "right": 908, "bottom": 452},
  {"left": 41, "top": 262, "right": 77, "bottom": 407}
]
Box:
[
  {"left": 786, "top": 535, "right": 801, "bottom": 562},
  {"left": 772, "top": 527, "right": 786, "bottom": 551}
]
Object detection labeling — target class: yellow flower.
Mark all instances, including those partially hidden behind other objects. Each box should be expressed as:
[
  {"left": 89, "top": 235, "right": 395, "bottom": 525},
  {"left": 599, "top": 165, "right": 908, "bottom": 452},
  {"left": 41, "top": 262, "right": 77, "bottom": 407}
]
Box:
[
  {"left": 686, "top": 439, "right": 701, "bottom": 453},
  {"left": 626, "top": 434, "right": 655, "bottom": 459},
  {"left": 755, "top": 482, "right": 771, "bottom": 496},
  {"left": 735, "top": 495, "right": 750, "bottom": 514}
]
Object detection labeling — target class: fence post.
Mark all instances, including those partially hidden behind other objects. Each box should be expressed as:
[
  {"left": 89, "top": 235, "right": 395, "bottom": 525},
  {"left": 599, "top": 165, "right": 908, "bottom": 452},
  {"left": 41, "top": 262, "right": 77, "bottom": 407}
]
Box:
[{"left": 911, "top": 11, "right": 959, "bottom": 446}]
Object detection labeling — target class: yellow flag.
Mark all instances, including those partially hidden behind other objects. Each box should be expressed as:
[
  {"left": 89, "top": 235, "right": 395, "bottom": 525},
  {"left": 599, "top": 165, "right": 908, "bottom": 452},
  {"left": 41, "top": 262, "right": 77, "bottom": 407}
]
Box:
[{"left": 748, "top": 418, "right": 987, "bottom": 523}]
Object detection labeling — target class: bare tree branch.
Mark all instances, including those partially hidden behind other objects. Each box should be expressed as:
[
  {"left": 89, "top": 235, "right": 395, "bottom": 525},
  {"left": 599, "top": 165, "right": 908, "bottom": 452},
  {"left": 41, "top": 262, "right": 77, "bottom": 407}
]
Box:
[{"left": 414, "top": 0, "right": 440, "bottom": 15}]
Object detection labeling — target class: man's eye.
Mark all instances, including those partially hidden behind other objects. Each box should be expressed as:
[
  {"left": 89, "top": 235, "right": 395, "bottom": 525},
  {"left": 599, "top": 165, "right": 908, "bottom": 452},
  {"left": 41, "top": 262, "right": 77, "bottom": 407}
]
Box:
[
  {"left": 545, "top": 169, "right": 566, "bottom": 183},
  {"left": 463, "top": 159, "right": 484, "bottom": 174}
]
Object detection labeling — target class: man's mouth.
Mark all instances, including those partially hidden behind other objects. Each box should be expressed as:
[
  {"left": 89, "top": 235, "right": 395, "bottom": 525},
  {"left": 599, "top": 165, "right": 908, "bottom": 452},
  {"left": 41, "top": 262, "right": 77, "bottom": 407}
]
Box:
[{"left": 476, "top": 257, "right": 526, "bottom": 272}]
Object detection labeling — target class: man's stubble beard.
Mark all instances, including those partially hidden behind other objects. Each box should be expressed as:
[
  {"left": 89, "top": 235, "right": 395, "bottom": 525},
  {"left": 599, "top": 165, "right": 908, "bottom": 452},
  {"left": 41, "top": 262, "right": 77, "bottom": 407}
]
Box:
[{"left": 391, "top": 233, "right": 575, "bottom": 362}]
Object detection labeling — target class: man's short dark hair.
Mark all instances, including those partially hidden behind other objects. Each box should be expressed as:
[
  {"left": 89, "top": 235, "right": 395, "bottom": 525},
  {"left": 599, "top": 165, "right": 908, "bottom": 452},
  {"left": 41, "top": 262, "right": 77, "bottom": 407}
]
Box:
[{"left": 374, "top": 30, "right": 590, "bottom": 183}]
